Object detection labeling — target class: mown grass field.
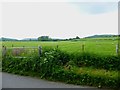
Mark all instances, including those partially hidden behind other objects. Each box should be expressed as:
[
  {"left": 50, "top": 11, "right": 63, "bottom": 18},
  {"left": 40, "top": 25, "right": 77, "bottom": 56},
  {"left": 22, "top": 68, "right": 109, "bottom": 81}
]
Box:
[{"left": 2, "top": 38, "right": 118, "bottom": 56}]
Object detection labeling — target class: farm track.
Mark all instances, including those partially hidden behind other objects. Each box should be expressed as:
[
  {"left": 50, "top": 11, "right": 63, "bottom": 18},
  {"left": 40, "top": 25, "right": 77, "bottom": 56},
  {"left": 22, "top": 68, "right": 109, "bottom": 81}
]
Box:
[{"left": 2, "top": 72, "right": 110, "bottom": 89}]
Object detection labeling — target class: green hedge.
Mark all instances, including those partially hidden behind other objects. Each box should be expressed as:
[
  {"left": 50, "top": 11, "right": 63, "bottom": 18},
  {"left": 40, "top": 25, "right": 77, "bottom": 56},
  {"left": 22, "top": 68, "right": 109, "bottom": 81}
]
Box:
[
  {"left": 2, "top": 48, "right": 119, "bottom": 89},
  {"left": 73, "top": 52, "right": 120, "bottom": 71}
]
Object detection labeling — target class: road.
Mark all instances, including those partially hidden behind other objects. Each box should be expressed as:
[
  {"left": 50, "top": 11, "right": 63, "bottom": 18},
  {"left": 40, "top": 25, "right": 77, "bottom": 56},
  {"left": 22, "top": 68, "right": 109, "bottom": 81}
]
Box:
[{"left": 2, "top": 72, "right": 109, "bottom": 89}]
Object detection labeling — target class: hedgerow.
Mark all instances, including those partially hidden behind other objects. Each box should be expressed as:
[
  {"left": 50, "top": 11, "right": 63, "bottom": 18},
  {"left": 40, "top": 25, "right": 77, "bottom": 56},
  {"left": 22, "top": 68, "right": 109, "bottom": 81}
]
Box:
[
  {"left": 73, "top": 52, "right": 119, "bottom": 71},
  {"left": 2, "top": 48, "right": 119, "bottom": 89}
]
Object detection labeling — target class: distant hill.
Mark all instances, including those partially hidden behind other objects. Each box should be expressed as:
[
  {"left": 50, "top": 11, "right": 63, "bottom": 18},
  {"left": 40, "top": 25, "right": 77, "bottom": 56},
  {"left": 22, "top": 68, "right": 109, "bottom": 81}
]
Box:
[
  {"left": 21, "top": 38, "right": 38, "bottom": 41},
  {"left": 85, "top": 34, "right": 118, "bottom": 38},
  {"left": 0, "top": 37, "right": 18, "bottom": 41},
  {"left": 1, "top": 34, "right": 119, "bottom": 41}
]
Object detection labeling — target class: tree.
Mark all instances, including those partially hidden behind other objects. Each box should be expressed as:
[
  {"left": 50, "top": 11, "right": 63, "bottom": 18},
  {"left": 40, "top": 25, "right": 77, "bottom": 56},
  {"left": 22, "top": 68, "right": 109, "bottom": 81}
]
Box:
[
  {"left": 76, "top": 36, "right": 80, "bottom": 39},
  {"left": 38, "top": 36, "right": 51, "bottom": 41}
]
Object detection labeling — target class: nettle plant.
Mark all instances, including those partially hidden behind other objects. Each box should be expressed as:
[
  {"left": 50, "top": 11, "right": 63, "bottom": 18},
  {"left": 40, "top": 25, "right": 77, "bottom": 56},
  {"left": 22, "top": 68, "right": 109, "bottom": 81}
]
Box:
[{"left": 42, "top": 48, "right": 70, "bottom": 66}]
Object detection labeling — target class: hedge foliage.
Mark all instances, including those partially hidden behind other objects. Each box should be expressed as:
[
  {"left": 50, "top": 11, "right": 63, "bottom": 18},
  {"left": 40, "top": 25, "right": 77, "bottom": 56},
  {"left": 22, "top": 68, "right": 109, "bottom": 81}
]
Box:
[
  {"left": 73, "top": 52, "right": 120, "bottom": 71},
  {"left": 2, "top": 48, "right": 119, "bottom": 89}
]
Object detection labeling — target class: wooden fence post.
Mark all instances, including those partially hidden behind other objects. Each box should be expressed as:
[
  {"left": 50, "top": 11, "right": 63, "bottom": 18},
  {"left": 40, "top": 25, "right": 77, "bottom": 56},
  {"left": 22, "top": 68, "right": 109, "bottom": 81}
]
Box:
[
  {"left": 2, "top": 46, "right": 7, "bottom": 57},
  {"left": 116, "top": 44, "right": 119, "bottom": 55},
  {"left": 57, "top": 45, "right": 58, "bottom": 49},
  {"left": 82, "top": 44, "right": 85, "bottom": 52},
  {"left": 38, "top": 46, "right": 42, "bottom": 57}
]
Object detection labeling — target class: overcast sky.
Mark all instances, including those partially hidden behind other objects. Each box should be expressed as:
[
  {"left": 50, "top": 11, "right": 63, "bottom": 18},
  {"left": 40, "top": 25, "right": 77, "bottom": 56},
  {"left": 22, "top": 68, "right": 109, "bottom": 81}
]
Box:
[{"left": 1, "top": 1, "right": 118, "bottom": 39}]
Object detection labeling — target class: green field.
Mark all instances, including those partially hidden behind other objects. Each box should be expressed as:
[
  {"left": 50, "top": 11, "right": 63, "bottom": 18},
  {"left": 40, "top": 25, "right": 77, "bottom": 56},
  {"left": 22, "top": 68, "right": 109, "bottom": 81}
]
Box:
[{"left": 2, "top": 38, "right": 118, "bottom": 56}]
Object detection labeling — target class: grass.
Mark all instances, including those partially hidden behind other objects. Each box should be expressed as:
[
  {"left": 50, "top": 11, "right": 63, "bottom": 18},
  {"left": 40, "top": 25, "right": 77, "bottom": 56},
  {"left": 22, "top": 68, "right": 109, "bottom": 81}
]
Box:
[
  {"left": 70, "top": 66, "right": 118, "bottom": 79},
  {"left": 2, "top": 39, "right": 118, "bottom": 56}
]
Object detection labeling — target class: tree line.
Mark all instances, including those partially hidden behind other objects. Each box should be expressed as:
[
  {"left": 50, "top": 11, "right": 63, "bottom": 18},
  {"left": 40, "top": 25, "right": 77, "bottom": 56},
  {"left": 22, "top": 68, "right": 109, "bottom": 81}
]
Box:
[{"left": 38, "top": 36, "right": 80, "bottom": 41}]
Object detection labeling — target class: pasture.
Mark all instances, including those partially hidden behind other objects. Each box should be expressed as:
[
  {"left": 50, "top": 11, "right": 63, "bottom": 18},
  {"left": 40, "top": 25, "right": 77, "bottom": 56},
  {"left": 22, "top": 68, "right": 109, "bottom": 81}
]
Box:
[{"left": 2, "top": 38, "right": 118, "bottom": 56}]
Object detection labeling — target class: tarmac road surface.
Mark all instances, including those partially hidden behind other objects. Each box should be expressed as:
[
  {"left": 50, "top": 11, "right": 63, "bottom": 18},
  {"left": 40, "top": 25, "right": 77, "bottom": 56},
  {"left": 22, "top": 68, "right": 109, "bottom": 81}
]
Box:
[{"left": 2, "top": 72, "right": 110, "bottom": 90}]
